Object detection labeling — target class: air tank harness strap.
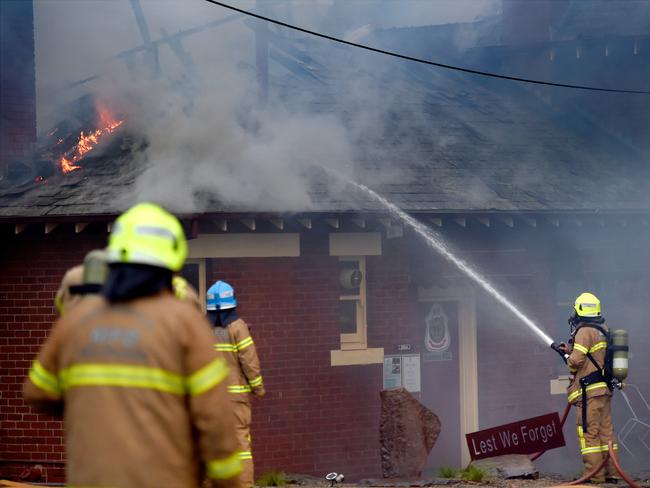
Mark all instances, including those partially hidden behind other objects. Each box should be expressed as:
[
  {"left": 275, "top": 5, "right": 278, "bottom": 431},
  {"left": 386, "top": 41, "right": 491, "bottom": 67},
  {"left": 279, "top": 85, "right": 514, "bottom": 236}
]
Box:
[{"left": 579, "top": 370, "right": 606, "bottom": 430}]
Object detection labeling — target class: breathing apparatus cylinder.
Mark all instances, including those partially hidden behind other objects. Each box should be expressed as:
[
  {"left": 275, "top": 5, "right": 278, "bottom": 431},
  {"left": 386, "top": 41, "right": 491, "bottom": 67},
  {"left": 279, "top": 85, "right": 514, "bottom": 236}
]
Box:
[{"left": 611, "top": 329, "right": 629, "bottom": 383}]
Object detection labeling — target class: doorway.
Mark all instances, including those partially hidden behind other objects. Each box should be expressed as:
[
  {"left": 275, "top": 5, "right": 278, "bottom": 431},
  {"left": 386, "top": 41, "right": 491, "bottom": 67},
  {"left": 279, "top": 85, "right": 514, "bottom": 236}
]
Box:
[{"left": 418, "top": 285, "right": 478, "bottom": 469}]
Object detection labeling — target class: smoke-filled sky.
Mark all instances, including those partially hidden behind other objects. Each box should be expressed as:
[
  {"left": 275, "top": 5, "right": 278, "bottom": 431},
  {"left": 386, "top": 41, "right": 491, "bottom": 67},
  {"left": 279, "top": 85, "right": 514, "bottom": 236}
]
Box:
[
  {"left": 33, "top": 0, "right": 498, "bottom": 130},
  {"left": 32, "top": 0, "right": 500, "bottom": 211}
]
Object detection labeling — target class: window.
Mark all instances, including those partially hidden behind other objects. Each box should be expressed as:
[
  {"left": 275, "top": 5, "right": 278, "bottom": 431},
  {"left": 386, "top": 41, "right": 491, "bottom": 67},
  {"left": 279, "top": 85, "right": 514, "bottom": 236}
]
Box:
[
  {"left": 180, "top": 259, "right": 206, "bottom": 311},
  {"left": 328, "top": 233, "right": 384, "bottom": 366},
  {"left": 339, "top": 257, "right": 367, "bottom": 349}
]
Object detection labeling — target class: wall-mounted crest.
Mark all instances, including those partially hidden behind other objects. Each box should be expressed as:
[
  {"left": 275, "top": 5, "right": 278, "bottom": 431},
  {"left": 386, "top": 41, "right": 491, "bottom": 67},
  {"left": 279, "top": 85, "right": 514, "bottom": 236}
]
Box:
[{"left": 424, "top": 303, "right": 451, "bottom": 353}]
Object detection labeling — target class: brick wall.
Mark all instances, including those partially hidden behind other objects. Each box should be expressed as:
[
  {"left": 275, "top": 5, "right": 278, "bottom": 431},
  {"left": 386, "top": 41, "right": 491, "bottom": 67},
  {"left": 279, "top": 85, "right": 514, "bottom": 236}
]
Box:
[
  {"left": 0, "top": 0, "right": 37, "bottom": 177},
  {"left": 3, "top": 226, "right": 647, "bottom": 481},
  {"left": 209, "top": 233, "right": 384, "bottom": 479},
  {"left": 0, "top": 229, "right": 106, "bottom": 482}
]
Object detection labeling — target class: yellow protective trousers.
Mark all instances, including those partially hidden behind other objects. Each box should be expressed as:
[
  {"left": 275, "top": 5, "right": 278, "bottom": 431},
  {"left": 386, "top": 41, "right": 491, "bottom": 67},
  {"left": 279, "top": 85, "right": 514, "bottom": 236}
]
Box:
[
  {"left": 576, "top": 395, "right": 618, "bottom": 482},
  {"left": 233, "top": 401, "right": 254, "bottom": 488}
]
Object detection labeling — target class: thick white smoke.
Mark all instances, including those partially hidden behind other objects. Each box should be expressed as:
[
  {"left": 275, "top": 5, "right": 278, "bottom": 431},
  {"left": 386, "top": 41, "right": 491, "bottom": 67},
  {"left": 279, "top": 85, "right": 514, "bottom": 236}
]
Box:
[{"left": 33, "top": 0, "right": 498, "bottom": 212}]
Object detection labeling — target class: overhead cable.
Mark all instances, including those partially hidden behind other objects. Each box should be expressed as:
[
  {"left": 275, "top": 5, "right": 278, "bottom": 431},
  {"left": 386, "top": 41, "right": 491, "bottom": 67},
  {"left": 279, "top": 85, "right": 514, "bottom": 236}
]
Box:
[{"left": 203, "top": 0, "right": 650, "bottom": 94}]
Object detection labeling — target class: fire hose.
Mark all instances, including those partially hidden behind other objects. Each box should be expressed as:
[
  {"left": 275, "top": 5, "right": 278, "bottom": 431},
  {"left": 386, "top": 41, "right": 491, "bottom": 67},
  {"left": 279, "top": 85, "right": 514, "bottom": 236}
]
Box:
[
  {"left": 551, "top": 441, "right": 641, "bottom": 488},
  {"left": 530, "top": 404, "right": 640, "bottom": 487}
]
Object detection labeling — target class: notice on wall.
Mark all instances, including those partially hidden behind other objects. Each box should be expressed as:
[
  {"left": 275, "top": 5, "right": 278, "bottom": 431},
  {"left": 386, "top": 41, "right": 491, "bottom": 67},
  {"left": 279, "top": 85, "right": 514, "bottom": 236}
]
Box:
[
  {"left": 383, "top": 354, "right": 421, "bottom": 392},
  {"left": 383, "top": 356, "right": 402, "bottom": 389},
  {"left": 401, "top": 354, "right": 421, "bottom": 393},
  {"left": 465, "top": 412, "right": 565, "bottom": 460}
]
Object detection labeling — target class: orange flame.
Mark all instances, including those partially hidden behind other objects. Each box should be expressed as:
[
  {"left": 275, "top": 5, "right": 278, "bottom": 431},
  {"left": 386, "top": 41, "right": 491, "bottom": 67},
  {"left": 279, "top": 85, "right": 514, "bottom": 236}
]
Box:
[{"left": 59, "top": 107, "right": 124, "bottom": 174}]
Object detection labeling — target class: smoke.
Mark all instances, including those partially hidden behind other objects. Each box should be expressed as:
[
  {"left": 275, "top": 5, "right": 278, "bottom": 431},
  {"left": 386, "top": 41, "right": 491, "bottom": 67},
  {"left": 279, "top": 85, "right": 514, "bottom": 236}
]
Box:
[
  {"left": 116, "top": 72, "right": 353, "bottom": 212},
  {"left": 33, "top": 0, "right": 501, "bottom": 212}
]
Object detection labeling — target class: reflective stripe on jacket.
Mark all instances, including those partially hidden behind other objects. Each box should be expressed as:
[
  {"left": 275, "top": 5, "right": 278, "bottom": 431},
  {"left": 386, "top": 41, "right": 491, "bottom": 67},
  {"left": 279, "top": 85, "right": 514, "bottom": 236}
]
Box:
[
  {"left": 24, "top": 292, "right": 241, "bottom": 488},
  {"left": 566, "top": 323, "right": 612, "bottom": 405},
  {"left": 213, "top": 318, "right": 265, "bottom": 402}
]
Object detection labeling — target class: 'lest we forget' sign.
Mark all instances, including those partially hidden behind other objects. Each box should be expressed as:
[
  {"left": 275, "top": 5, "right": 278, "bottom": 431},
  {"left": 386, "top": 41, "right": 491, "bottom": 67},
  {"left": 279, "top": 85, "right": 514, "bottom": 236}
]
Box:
[{"left": 466, "top": 412, "right": 565, "bottom": 461}]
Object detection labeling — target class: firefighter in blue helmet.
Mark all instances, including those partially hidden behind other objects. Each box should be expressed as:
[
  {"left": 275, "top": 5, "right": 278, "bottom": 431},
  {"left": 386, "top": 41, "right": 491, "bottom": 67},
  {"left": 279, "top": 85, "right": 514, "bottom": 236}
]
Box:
[{"left": 207, "top": 281, "right": 265, "bottom": 488}]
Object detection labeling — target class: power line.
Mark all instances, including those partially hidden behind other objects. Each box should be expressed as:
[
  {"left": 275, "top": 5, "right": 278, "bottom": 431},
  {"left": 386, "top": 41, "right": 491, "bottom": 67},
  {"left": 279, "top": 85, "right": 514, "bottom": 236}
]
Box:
[{"left": 203, "top": 0, "right": 650, "bottom": 95}]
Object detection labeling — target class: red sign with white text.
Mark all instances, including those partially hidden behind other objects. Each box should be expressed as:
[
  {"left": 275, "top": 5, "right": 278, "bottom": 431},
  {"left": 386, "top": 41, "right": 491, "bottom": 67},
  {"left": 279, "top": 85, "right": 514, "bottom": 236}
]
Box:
[{"left": 466, "top": 412, "right": 565, "bottom": 460}]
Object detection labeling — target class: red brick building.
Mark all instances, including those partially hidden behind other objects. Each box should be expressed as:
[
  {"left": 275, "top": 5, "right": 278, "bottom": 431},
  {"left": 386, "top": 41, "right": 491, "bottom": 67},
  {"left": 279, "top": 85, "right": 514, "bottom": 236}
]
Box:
[{"left": 2, "top": 1, "right": 650, "bottom": 483}]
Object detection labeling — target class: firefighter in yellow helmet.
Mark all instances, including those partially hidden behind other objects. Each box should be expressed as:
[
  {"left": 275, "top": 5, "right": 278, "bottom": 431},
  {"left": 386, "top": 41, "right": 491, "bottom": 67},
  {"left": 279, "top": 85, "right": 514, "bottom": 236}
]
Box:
[
  {"left": 559, "top": 292, "right": 618, "bottom": 483},
  {"left": 173, "top": 275, "right": 202, "bottom": 310},
  {"left": 207, "top": 280, "right": 265, "bottom": 488},
  {"left": 54, "top": 249, "right": 109, "bottom": 315},
  {"left": 24, "top": 203, "right": 241, "bottom": 488}
]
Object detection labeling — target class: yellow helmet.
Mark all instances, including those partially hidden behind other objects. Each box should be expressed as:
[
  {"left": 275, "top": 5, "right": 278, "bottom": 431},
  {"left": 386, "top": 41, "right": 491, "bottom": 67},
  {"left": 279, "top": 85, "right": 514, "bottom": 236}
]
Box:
[
  {"left": 574, "top": 292, "right": 601, "bottom": 318},
  {"left": 172, "top": 275, "right": 201, "bottom": 309},
  {"left": 82, "top": 249, "right": 109, "bottom": 285},
  {"left": 107, "top": 203, "right": 187, "bottom": 272}
]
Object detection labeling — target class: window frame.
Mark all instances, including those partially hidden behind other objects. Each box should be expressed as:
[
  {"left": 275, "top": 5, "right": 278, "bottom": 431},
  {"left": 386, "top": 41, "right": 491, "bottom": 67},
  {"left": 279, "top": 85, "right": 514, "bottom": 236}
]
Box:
[
  {"left": 339, "top": 256, "right": 368, "bottom": 350},
  {"left": 183, "top": 258, "right": 206, "bottom": 312}
]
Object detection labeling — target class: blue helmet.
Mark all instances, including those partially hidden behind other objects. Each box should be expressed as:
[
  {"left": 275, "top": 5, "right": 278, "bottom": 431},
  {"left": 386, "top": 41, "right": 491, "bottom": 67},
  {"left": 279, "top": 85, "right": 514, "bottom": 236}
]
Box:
[{"left": 206, "top": 280, "right": 237, "bottom": 311}]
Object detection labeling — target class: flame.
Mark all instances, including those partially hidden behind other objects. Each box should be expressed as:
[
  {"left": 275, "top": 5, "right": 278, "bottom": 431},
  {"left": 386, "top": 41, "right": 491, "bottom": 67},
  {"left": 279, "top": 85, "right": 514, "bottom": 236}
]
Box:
[{"left": 59, "top": 107, "right": 124, "bottom": 174}]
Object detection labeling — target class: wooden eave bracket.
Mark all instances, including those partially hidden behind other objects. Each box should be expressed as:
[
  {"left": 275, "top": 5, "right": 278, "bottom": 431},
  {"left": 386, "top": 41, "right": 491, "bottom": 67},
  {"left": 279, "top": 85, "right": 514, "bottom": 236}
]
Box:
[
  {"left": 45, "top": 223, "right": 59, "bottom": 234},
  {"left": 269, "top": 218, "right": 284, "bottom": 230},
  {"left": 214, "top": 219, "right": 228, "bottom": 232},
  {"left": 240, "top": 219, "right": 256, "bottom": 231},
  {"left": 325, "top": 218, "right": 340, "bottom": 229},
  {"left": 351, "top": 218, "right": 366, "bottom": 228},
  {"left": 15, "top": 224, "right": 28, "bottom": 234},
  {"left": 75, "top": 223, "right": 89, "bottom": 234},
  {"left": 297, "top": 218, "right": 312, "bottom": 229},
  {"left": 430, "top": 218, "right": 442, "bottom": 227}
]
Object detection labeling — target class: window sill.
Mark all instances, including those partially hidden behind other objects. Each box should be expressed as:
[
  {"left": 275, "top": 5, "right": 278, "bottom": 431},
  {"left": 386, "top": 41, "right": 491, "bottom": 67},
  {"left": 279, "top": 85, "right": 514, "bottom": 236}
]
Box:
[{"left": 330, "top": 348, "right": 384, "bottom": 366}]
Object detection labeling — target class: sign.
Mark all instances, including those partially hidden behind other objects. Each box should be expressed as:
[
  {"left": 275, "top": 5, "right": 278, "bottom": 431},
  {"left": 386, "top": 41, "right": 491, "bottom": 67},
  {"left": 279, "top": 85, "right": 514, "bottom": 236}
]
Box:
[
  {"left": 401, "top": 354, "right": 421, "bottom": 393},
  {"left": 383, "top": 356, "right": 402, "bottom": 389},
  {"left": 423, "top": 351, "right": 453, "bottom": 362},
  {"left": 383, "top": 354, "right": 421, "bottom": 392},
  {"left": 466, "top": 413, "right": 565, "bottom": 461}
]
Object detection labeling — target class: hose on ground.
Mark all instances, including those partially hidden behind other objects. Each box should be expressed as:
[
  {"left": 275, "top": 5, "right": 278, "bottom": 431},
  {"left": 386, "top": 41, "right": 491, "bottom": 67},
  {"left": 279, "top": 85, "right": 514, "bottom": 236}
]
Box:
[
  {"left": 549, "top": 441, "right": 641, "bottom": 487},
  {"left": 607, "top": 441, "right": 641, "bottom": 488},
  {"left": 560, "top": 452, "right": 609, "bottom": 486}
]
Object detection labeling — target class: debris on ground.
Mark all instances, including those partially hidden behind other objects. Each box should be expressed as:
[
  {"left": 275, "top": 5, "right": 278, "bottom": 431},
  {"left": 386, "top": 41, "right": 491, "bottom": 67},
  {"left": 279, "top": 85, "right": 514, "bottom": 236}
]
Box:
[{"left": 469, "top": 455, "right": 538, "bottom": 479}]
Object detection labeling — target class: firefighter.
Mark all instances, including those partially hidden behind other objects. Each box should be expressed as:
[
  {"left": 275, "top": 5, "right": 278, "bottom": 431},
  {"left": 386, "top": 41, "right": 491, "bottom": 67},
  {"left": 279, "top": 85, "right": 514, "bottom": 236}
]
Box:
[
  {"left": 54, "top": 265, "right": 84, "bottom": 315},
  {"left": 24, "top": 203, "right": 241, "bottom": 488},
  {"left": 173, "top": 275, "right": 202, "bottom": 310},
  {"left": 559, "top": 292, "right": 618, "bottom": 483},
  {"left": 54, "top": 249, "right": 109, "bottom": 315},
  {"left": 207, "top": 280, "right": 265, "bottom": 488}
]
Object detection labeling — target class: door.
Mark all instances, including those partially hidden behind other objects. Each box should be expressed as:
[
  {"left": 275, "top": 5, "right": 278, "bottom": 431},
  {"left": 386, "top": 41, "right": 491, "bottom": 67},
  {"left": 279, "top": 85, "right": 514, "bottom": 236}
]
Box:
[{"left": 418, "top": 285, "right": 478, "bottom": 469}]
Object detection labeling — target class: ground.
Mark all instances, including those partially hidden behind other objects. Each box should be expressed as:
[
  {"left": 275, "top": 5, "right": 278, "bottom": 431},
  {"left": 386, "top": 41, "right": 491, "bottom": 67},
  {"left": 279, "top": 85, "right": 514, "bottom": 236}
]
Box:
[{"left": 280, "top": 474, "right": 650, "bottom": 488}]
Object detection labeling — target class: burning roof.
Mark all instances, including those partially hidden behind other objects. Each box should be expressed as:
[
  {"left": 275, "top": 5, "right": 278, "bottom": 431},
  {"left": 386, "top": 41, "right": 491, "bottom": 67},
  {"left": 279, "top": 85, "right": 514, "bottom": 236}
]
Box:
[
  {"left": 2, "top": 41, "right": 650, "bottom": 219},
  {"left": 35, "top": 96, "right": 126, "bottom": 179}
]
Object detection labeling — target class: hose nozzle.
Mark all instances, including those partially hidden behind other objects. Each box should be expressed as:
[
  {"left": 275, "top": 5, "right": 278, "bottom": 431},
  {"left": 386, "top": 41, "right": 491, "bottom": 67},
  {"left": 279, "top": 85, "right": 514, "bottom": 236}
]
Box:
[{"left": 551, "top": 342, "right": 569, "bottom": 363}]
